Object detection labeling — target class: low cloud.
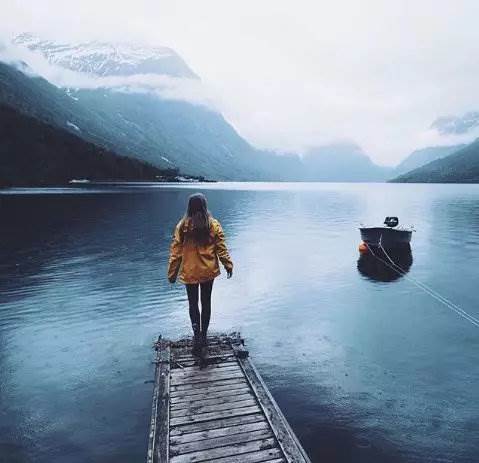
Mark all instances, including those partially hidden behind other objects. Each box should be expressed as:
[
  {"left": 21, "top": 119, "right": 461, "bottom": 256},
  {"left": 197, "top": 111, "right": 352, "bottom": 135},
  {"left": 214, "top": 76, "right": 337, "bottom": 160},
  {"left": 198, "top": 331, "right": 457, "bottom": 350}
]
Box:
[
  {"left": 0, "top": 39, "right": 220, "bottom": 111},
  {"left": 0, "top": 41, "right": 40, "bottom": 78},
  {"left": 416, "top": 126, "right": 479, "bottom": 151},
  {"left": 3, "top": 0, "right": 479, "bottom": 165}
]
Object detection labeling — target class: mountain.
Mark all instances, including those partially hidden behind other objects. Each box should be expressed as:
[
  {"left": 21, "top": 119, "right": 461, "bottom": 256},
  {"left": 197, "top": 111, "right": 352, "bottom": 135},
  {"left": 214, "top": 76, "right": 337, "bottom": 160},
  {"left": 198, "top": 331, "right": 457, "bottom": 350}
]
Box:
[
  {"left": 0, "top": 60, "right": 112, "bottom": 140},
  {"left": 0, "top": 60, "right": 172, "bottom": 164},
  {"left": 13, "top": 33, "right": 197, "bottom": 78},
  {"left": 0, "top": 58, "right": 269, "bottom": 179},
  {"left": 70, "top": 87, "right": 282, "bottom": 180},
  {"left": 7, "top": 34, "right": 392, "bottom": 182},
  {"left": 11, "top": 35, "right": 391, "bottom": 182},
  {"left": 391, "top": 139, "right": 479, "bottom": 183},
  {"left": 302, "top": 144, "right": 393, "bottom": 182},
  {"left": 0, "top": 103, "right": 170, "bottom": 187},
  {"left": 10, "top": 35, "right": 285, "bottom": 180},
  {"left": 393, "top": 145, "right": 465, "bottom": 177}
]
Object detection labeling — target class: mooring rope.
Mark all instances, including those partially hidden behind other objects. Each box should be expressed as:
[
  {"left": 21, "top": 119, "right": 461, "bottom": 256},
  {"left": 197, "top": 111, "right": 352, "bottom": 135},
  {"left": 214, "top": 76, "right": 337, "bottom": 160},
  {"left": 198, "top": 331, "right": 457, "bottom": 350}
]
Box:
[{"left": 364, "top": 239, "right": 479, "bottom": 328}]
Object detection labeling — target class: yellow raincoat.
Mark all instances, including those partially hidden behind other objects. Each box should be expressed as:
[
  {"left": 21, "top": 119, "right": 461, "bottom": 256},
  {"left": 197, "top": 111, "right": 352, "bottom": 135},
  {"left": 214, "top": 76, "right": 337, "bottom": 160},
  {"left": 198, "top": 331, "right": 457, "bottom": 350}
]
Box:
[{"left": 167, "top": 217, "right": 233, "bottom": 284}]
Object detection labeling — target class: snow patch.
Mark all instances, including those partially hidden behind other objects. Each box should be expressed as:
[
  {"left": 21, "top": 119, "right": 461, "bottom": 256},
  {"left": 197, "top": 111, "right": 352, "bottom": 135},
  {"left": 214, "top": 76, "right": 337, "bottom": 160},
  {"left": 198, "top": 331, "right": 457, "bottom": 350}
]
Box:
[{"left": 13, "top": 33, "right": 196, "bottom": 79}]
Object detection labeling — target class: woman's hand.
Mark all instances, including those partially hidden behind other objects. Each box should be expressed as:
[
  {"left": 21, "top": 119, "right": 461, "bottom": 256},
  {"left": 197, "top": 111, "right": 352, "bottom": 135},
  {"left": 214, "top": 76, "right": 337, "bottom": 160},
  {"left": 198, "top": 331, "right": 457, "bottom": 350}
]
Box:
[
  {"left": 227, "top": 269, "right": 233, "bottom": 279},
  {"left": 168, "top": 277, "right": 176, "bottom": 284}
]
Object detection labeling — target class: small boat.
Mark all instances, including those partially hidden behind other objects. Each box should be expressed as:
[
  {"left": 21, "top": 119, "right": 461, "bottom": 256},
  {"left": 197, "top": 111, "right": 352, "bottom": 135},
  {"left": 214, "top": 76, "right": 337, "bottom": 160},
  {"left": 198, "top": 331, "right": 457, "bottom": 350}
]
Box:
[
  {"left": 357, "top": 245, "right": 413, "bottom": 282},
  {"left": 69, "top": 179, "right": 90, "bottom": 184},
  {"left": 360, "top": 217, "right": 414, "bottom": 248}
]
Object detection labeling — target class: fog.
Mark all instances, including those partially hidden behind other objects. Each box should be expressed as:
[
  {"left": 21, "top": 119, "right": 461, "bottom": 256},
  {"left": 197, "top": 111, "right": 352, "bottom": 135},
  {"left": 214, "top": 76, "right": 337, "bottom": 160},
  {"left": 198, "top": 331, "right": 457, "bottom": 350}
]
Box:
[
  {"left": 3, "top": 0, "right": 479, "bottom": 165},
  {"left": 0, "top": 41, "right": 219, "bottom": 112}
]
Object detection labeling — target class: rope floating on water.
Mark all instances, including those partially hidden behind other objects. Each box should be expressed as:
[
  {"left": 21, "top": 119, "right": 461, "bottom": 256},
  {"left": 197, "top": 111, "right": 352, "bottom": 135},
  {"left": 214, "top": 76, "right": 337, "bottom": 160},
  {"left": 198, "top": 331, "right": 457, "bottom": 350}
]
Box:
[{"left": 364, "top": 240, "right": 479, "bottom": 329}]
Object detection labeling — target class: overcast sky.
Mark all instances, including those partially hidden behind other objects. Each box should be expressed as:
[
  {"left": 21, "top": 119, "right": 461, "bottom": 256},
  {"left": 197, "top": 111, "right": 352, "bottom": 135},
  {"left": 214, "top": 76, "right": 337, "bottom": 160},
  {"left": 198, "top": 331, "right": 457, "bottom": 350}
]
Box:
[{"left": 3, "top": 0, "right": 479, "bottom": 165}]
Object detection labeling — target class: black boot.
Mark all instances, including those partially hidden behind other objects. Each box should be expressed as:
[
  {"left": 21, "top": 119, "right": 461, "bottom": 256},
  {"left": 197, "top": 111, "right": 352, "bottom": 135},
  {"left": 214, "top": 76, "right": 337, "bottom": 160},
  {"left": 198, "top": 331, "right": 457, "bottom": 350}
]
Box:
[
  {"left": 199, "top": 331, "right": 208, "bottom": 359},
  {"left": 198, "top": 331, "right": 208, "bottom": 366},
  {"left": 191, "top": 323, "right": 201, "bottom": 356}
]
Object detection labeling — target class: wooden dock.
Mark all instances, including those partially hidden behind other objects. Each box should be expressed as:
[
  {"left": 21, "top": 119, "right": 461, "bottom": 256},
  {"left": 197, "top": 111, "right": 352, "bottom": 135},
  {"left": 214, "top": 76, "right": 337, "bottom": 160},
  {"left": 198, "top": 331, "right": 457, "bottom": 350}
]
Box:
[{"left": 147, "top": 333, "right": 311, "bottom": 463}]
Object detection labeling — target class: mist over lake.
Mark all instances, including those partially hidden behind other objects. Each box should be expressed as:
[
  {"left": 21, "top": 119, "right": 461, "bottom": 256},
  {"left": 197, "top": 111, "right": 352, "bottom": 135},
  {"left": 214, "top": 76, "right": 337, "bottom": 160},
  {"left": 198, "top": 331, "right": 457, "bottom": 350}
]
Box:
[{"left": 1, "top": 182, "right": 478, "bottom": 463}]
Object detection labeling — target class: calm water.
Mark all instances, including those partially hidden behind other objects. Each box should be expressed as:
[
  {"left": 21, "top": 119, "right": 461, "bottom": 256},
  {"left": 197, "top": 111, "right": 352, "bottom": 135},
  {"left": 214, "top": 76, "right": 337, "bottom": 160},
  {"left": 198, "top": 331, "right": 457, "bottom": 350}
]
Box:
[{"left": 0, "top": 183, "right": 478, "bottom": 463}]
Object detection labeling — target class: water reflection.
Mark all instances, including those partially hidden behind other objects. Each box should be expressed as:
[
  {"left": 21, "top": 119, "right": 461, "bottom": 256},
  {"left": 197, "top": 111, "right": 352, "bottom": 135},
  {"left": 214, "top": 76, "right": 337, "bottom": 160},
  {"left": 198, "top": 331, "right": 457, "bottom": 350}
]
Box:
[
  {"left": 357, "top": 245, "right": 413, "bottom": 282},
  {"left": 1, "top": 183, "right": 479, "bottom": 463}
]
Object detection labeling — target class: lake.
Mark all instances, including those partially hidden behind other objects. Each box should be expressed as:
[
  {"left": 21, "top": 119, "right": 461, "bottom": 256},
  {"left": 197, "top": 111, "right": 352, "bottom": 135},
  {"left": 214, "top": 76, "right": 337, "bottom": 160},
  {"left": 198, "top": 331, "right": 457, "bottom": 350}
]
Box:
[{"left": 0, "top": 182, "right": 478, "bottom": 463}]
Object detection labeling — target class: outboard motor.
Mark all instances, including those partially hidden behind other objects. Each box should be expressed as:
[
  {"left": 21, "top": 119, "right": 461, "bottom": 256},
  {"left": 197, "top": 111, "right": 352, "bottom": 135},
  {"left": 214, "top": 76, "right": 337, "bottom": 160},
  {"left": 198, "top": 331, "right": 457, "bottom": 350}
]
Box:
[{"left": 384, "top": 216, "right": 399, "bottom": 228}]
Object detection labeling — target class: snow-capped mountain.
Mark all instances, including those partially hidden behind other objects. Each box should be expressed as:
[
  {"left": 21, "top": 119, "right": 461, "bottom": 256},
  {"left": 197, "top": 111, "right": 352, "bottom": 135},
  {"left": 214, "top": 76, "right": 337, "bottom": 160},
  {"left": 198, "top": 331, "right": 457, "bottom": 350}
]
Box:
[
  {"left": 13, "top": 33, "right": 197, "bottom": 79},
  {"left": 6, "top": 33, "right": 392, "bottom": 181}
]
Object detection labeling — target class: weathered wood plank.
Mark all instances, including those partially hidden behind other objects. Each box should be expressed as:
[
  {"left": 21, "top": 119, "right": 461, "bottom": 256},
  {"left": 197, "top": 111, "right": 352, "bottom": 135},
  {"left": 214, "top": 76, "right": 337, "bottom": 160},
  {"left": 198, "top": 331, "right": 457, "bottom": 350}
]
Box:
[
  {"left": 171, "top": 378, "right": 248, "bottom": 393},
  {"left": 171, "top": 359, "right": 237, "bottom": 370},
  {"left": 171, "top": 373, "right": 244, "bottom": 387},
  {"left": 172, "top": 349, "right": 228, "bottom": 359},
  {"left": 171, "top": 364, "right": 241, "bottom": 379},
  {"left": 148, "top": 334, "right": 312, "bottom": 463},
  {"left": 169, "top": 413, "right": 265, "bottom": 436},
  {"left": 171, "top": 361, "right": 239, "bottom": 371},
  {"left": 173, "top": 347, "right": 232, "bottom": 356},
  {"left": 170, "top": 398, "right": 257, "bottom": 418},
  {"left": 170, "top": 428, "right": 273, "bottom": 456},
  {"left": 170, "top": 405, "right": 261, "bottom": 427},
  {"left": 231, "top": 342, "right": 249, "bottom": 359},
  {"left": 170, "top": 338, "right": 224, "bottom": 348},
  {"left": 170, "top": 378, "right": 248, "bottom": 394},
  {"left": 173, "top": 356, "right": 236, "bottom": 365},
  {"left": 147, "top": 346, "right": 162, "bottom": 463},
  {"left": 170, "top": 421, "right": 270, "bottom": 445},
  {"left": 169, "top": 437, "right": 276, "bottom": 463},
  {"left": 147, "top": 339, "right": 170, "bottom": 463},
  {"left": 171, "top": 392, "right": 253, "bottom": 410},
  {"left": 171, "top": 366, "right": 241, "bottom": 379},
  {"left": 238, "top": 357, "right": 311, "bottom": 463},
  {"left": 170, "top": 367, "right": 243, "bottom": 385},
  {"left": 170, "top": 386, "right": 251, "bottom": 404},
  {"left": 173, "top": 348, "right": 232, "bottom": 359},
  {"left": 194, "top": 450, "right": 284, "bottom": 463}
]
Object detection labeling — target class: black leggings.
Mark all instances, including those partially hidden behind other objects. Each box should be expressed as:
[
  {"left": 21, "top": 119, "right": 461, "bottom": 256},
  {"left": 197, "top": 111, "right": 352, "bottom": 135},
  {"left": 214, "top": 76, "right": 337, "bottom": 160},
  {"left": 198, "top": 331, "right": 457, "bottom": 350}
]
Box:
[{"left": 186, "top": 280, "right": 214, "bottom": 334}]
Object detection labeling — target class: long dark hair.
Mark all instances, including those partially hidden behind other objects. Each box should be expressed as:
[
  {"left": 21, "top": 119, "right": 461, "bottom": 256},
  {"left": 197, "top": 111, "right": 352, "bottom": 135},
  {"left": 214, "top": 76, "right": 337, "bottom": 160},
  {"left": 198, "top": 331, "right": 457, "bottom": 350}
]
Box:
[{"left": 181, "top": 193, "right": 212, "bottom": 245}]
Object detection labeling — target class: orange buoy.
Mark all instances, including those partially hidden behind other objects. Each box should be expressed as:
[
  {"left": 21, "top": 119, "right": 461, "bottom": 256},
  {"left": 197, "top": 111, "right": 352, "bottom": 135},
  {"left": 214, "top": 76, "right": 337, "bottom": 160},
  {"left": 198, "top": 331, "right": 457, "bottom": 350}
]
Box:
[{"left": 358, "top": 241, "right": 368, "bottom": 254}]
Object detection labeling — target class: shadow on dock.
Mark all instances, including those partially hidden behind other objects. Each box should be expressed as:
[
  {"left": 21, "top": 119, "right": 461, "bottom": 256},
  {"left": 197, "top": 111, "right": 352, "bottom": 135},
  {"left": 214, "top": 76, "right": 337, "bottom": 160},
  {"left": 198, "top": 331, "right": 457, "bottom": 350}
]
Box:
[{"left": 357, "top": 245, "right": 413, "bottom": 282}]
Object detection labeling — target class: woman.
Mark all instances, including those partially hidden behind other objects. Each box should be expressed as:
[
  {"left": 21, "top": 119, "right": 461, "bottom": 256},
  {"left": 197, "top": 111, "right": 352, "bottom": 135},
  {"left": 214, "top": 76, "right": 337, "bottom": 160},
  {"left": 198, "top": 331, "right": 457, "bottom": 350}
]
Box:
[{"left": 168, "top": 193, "right": 233, "bottom": 354}]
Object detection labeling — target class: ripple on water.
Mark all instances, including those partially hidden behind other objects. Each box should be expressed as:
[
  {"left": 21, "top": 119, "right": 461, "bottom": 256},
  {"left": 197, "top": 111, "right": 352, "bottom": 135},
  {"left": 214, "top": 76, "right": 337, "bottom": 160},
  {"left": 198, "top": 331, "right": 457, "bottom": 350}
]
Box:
[{"left": 0, "top": 183, "right": 479, "bottom": 463}]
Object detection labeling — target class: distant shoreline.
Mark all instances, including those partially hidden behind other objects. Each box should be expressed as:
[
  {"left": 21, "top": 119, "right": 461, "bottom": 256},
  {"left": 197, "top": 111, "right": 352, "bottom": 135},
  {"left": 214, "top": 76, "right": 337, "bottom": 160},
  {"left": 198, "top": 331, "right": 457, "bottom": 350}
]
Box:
[
  {"left": 0, "top": 178, "right": 217, "bottom": 189},
  {"left": 4, "top": 181, "right": 479, "bottom": 192}
]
